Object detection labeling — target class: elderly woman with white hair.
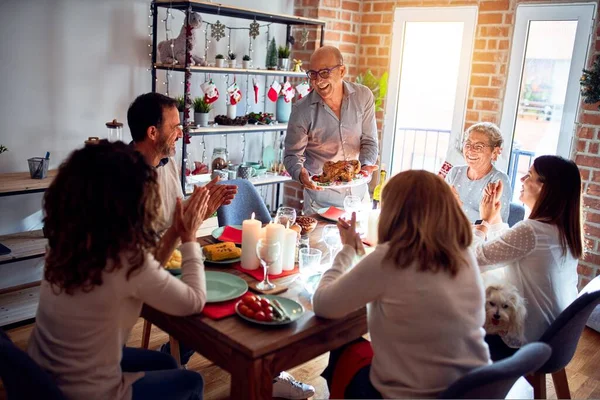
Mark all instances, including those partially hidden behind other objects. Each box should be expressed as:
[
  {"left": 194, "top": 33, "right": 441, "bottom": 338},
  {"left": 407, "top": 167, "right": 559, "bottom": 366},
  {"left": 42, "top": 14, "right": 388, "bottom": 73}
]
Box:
[{"left": 445, "top": 122, "right": 512, "bottom": 223}]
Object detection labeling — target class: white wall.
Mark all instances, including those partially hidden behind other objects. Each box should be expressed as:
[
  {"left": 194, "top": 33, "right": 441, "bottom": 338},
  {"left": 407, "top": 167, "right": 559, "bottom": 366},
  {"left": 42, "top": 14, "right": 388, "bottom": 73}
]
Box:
[{"left": 0, "top": 0, "right": 293, "bottom": 288}]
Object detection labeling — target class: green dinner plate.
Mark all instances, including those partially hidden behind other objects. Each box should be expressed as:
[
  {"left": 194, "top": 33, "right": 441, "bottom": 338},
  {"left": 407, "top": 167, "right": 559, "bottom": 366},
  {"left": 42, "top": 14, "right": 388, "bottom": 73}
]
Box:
[
  {"left": 205, "top": 271, "right": 248, "bottom": 303},
  {"left": 235, "top": 294, "right": 305, "bottom": 326},
  {"left": 211, "top": 225, "right": 243, "bottom": 245}
]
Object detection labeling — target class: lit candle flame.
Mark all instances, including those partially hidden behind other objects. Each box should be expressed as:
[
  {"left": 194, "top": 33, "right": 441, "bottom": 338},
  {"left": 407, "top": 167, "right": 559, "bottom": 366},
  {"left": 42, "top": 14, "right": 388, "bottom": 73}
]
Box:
[{"left": 251, "top": 212, "right": 255, "bottom": 219}]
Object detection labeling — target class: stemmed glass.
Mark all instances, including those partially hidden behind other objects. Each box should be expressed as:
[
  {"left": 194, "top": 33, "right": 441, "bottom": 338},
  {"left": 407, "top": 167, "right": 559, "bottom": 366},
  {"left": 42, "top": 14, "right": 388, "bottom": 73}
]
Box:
[
  {"left": 321, "top": 224, "right": 341, "bottom": 266},
  {"left": 255, "top": 239, "right": 281, "bottom": 291},
  {"left": 275, "top": 206, "right": 297, "bottom": 227},
  {"left": 344, "top": 195, "right": 365, "bottom": 235}
]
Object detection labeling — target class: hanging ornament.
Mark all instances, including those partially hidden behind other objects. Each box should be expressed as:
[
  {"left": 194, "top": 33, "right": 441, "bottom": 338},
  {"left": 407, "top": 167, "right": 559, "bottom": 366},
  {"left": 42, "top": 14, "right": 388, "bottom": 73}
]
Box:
[
  {"left": 282, "top": 81, "right": 295, "bottom": 103},
  {"left": 253, "top": 79, "right": 260, "bottom": 104},
  {"left": 300, "top": 28, "right": 309, "bottom": 48},
  {"left": 267, "top": 80, "right": 282, "bottom": 102},
  {"left": 201, "top": 79, "right": 219, "bottom": 104},
  {"left": 227, "top": 82, "right": 242, "bottom": 105},
  {"left": 211, "top": 20, "right": 226, "bottom": 41},
  {"left": 249, "top": 19, "right": 260, "bottom": 40},
  {"left": 296, "top": 81, "right": 311, "bottom": 99}
]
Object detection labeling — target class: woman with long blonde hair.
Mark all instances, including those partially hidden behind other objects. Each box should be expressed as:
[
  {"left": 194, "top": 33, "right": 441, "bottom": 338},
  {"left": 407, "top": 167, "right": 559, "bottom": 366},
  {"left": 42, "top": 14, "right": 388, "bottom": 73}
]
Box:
[{"left": 313, "top": 170, "right": 490, "bottom": 399}]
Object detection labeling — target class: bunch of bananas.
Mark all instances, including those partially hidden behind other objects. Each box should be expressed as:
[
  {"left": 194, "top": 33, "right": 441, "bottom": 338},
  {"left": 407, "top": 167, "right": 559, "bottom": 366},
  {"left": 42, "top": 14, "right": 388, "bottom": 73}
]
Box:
[{"left": 165, "top": 249, "right": 182, "bottom": 269}]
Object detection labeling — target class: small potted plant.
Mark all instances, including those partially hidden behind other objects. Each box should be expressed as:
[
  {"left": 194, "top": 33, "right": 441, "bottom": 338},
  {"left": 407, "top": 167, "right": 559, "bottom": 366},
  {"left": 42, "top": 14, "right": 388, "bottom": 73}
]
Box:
[
  {"left": 175, "top": 95, "right": 185, "bottom": 123},
  {"left": 278, "top": 45, "right": 291, "bottom": 71},
  {"left": 242, "top": 55, "right": 251, "bottom": 69},
  {"left": 228, "top": 52, "right": 237, "bottom": 68},
  {"left": 193, "top": 97, "right": 212, "bottom": 127},
  {"left": 0, "top": 145, "right": 7, "bottom": 155},
  {"left": 215, "top": 54, "right": 225, "bottom": 68}
]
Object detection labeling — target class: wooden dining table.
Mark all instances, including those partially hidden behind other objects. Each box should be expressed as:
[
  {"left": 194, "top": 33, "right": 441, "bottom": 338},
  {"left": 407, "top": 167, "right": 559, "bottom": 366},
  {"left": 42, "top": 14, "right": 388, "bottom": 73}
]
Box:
[{"left": 141, "top": 221, "right": 368, "bottom": 399}]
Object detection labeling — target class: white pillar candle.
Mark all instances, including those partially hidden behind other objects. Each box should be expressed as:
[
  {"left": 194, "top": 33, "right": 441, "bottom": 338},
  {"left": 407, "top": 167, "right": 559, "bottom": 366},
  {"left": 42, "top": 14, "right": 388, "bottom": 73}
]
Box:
[
  {"left": 366, "top": 209, "right": 380, "bottom": 246},
  {"left": 281, "top": 227, "right": 298, "bottom": 271},
  {"left": 266, "top": 222, "right": 285, "bottom": 275},
  {"left": 241, "top": 212, "right": 261, "bottom": 270}
]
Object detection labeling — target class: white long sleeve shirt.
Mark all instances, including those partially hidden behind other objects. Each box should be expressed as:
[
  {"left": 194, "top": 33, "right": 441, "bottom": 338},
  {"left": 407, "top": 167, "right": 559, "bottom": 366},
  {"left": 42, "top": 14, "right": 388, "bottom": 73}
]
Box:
[
  {"left": 27, "top": 242, "right": 206, "bottom": 400},
  {"left": 473, "top": 219, "right": 578, "bottom": 343},
  {"left": 313, "top": 243, "right": 490, "bottom": 399}
]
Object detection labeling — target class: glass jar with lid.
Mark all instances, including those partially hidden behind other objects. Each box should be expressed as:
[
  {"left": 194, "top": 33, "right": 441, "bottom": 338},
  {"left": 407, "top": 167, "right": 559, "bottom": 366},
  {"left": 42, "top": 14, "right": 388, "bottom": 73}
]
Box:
[
  {"left": 106, "top": 119, "right": 123, "bottom": 142},
  {"left": 211, "top": 147, "right": 228, "bottom": 171}
]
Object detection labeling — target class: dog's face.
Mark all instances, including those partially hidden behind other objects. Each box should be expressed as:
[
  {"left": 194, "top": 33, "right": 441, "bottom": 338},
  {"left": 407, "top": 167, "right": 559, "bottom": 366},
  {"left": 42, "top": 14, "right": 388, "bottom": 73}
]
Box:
[{"left": 484, "top": 284, "right": 526, "bottom": 339}]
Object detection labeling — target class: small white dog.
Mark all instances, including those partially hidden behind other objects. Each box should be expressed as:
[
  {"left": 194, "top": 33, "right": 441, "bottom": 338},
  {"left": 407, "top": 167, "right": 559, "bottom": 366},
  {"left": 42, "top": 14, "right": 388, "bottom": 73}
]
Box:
[{"left": 484, "top": 283, "right": 527, "bottom": 347}]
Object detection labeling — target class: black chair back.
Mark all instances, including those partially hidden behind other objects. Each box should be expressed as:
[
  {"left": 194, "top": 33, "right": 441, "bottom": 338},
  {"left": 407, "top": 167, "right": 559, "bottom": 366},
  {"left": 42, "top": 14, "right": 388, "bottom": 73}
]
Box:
[
  {"left": 439, "top": 342, "right": 552, "bottom": 399},
  {"left": 537, "top": 287, "right": 600, "bottom": 373}
]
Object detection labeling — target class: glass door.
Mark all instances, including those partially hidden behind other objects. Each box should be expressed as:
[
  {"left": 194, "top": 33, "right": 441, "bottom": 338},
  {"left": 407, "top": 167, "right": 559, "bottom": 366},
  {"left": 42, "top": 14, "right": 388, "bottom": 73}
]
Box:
[
  {"left": 381, "top": 7, "right": 477, "bottom": 176},
  {"left": 499, "top": 3, "right": 595, "bottom": 201}
]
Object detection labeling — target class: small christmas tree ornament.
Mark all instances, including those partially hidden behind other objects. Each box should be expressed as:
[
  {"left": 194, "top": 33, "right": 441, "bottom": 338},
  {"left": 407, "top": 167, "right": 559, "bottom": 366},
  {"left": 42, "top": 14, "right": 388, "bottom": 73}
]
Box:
[
  {"left": 266, "top": 38, "right": 278, "bottom": 70},
  {"left": 227, "top": 82, "right": 242, "bottom": 105},
  {"left": 581, "top": 55, "right": 600, "bottom": 110},
  {"left": 201, "top": 80, "right": 219, "bottom": 104},
  {"left": 267, "top": 80, "right": 282, "bottom": 102},
  {"left": 296, "top": 81, "right": 311, "bottom": 99}
]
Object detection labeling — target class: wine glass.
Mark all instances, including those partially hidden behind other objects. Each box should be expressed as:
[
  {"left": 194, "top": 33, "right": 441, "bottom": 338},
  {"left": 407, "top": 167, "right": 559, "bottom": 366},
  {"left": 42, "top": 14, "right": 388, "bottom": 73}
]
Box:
[
  {"left": 275, "top": 206, "right": 297, "bottom": 227},
  {"left": 255, "top": 239, "right": 281, "bottom": 291},
  {"left": 321, "top": 224, "right": 341, "bottom": 266}
]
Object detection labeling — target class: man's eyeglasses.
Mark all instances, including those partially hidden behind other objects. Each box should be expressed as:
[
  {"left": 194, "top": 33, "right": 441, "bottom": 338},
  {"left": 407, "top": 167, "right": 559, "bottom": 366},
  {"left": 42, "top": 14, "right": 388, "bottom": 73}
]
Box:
[
  {"left": 463, "top": 142, "right": 493, "bottom": 152},
  {"left": 306, "top": 64, "right": 343, "bottom": 80}
]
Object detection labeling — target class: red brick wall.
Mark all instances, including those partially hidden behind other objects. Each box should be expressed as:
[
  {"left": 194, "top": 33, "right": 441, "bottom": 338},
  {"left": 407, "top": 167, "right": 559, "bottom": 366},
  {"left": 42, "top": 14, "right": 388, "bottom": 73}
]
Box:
[{"left": 289, "top": 0, "right": 600, "bottom": 289}]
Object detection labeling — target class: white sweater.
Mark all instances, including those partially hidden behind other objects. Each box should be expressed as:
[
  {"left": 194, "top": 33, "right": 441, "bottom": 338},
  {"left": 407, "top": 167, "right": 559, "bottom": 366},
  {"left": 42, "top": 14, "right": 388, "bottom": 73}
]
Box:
[
  {"left": 473, "top": 219, "right": 579, "bottom": 343},
  {"left": 27, "top": 242, "right": 206, "bottom": 400},
  {"left": 313, "top": 243, "right": 490, "bottom": 399}
]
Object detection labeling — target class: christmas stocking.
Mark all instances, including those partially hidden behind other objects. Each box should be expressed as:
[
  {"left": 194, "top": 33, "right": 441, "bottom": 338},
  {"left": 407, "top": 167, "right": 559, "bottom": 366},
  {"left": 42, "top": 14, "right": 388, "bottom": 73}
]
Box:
[
  {"left": 227, "top": 82, "right": 242, "bottom": 105},
  {"left": 282, "top": 81, "right": 295, "bottom": 103},
  {"left": 267, "top": 80, "right": 282, "bottom": 102},
  {"left": 296, "top": 81, "right": 311, "bottom": 99},
  {"left": 253, "top": 80, "right": 259, "bottom": 104},
  {"left": 201, "top": 80, "right": 219, "bottom": 104}
]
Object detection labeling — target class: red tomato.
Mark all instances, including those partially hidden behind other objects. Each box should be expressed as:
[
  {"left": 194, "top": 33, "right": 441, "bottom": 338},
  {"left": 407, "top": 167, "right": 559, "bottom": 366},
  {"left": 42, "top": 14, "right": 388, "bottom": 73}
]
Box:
[
  {"left": 264, "top": 312, "right": 274, "bottom": 322},
  {"left": 262, "top": 305, "right": 273, "bottom": 314},
  {"left": 242, "top": 295, "right": 257, "bottom": 306},
  {"left": 260, "top": 298, "right": 271, "bottom": 308},
  {"left": 248, "top": 300, "right": 263, "bottom": 312},
  {"left": 244, "top": 308, "right": 255, "bottom": 319},
  {"left": 254, "top": 311, "right": 266, "bottom": 321},
  {"left": 312, "top": 175, "right": 320, "bottom": 182},
  {"left": 238, "top": 304, "right": 250, "bottom": 315}
]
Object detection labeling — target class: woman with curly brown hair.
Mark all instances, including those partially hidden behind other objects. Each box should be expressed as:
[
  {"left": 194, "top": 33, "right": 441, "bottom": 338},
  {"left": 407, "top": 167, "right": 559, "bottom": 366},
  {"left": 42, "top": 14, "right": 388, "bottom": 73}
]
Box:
[{"left": 27, "top": 141, "right": 209, "bottom": 400}]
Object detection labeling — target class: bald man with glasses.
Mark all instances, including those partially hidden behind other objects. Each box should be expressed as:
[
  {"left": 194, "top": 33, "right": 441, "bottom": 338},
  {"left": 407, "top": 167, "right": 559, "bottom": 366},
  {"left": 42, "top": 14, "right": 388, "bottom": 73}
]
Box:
[{"left": 284, "top": 46, "right": 379, "bottom": 214}]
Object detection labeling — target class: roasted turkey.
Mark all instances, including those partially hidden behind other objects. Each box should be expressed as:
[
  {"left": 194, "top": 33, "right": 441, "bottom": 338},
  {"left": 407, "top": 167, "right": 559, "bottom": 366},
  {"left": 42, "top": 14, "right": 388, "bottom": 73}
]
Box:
[{"left": 320, "top": 160, "right": 361, "bottom": 183}]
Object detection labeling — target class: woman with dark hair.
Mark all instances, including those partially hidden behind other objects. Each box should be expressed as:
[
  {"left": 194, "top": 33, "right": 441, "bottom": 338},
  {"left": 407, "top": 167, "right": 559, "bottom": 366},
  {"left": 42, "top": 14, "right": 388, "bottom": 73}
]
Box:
[
  {"left": 313, "top": 170, "right": 490, "bottom": 399},
  {"left": 27, "top": 141, "right": 209, "bottom": 400},
  {"left": 474, "top": 155, "right": 583, "bottom": 360}
]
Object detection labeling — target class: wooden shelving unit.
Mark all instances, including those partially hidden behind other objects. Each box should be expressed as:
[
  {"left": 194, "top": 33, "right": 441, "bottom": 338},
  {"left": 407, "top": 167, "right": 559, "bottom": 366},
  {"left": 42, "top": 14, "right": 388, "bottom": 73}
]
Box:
[
  {"left": 0, "top": 170, "right": 57, "bottom": 197},
  {"left": 0, "top": 286, "right": 40, "bottom": 328},
  {"left": 0, "top": 230, "right": 46, "bottom": 266},
  {"left": 189, "top": 122, "right": 288, "bottom": 136},
  {"left": 155, "top": 64, "right": 308, "bottom": 78}
]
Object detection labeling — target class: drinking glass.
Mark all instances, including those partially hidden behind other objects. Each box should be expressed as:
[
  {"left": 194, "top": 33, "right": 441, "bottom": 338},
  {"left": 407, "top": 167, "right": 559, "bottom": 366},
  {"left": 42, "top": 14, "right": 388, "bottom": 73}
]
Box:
[
  {"left": 321, "top": 224, "right": 341, "bottom": 266},
  {"left": 275, "top": 206, "right": 297, "bottom": 227},
  {"left": 255, "top": 239, "right": 281, "bottom": 291},
  {"left": 298, "top": 248, "right": 323, "bottom": 295},
  {"left": 344, "top": 195, "right": 366, "bottom": 235}
]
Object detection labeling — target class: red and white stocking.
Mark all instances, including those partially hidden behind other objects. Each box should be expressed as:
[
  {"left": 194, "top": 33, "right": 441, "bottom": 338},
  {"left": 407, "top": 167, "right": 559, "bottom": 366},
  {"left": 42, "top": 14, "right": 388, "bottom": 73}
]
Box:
[
  {"left": 282, "top": 81, "right": 295, "bottom": 103},
  {"left": 267, "top": 80, "right": 282, "bottom": 102},
  {"left": 253, "top": 79, "right": 259, "bottom": 104},
  {"left": 201, "top": 80, "right": 219, "bottom": 104},
  {"left": 295, "top": 81, "right": 311, "bottom": 99},
  {"left": 227, "top": 82, "right": 242, "bottom": 105}
]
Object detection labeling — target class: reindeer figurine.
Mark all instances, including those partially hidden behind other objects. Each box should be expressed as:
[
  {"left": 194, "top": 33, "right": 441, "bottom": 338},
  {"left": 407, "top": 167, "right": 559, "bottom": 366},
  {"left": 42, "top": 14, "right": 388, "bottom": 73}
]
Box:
[{"left": 157, "top": 12, "right": 207, "bottom": 66}]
